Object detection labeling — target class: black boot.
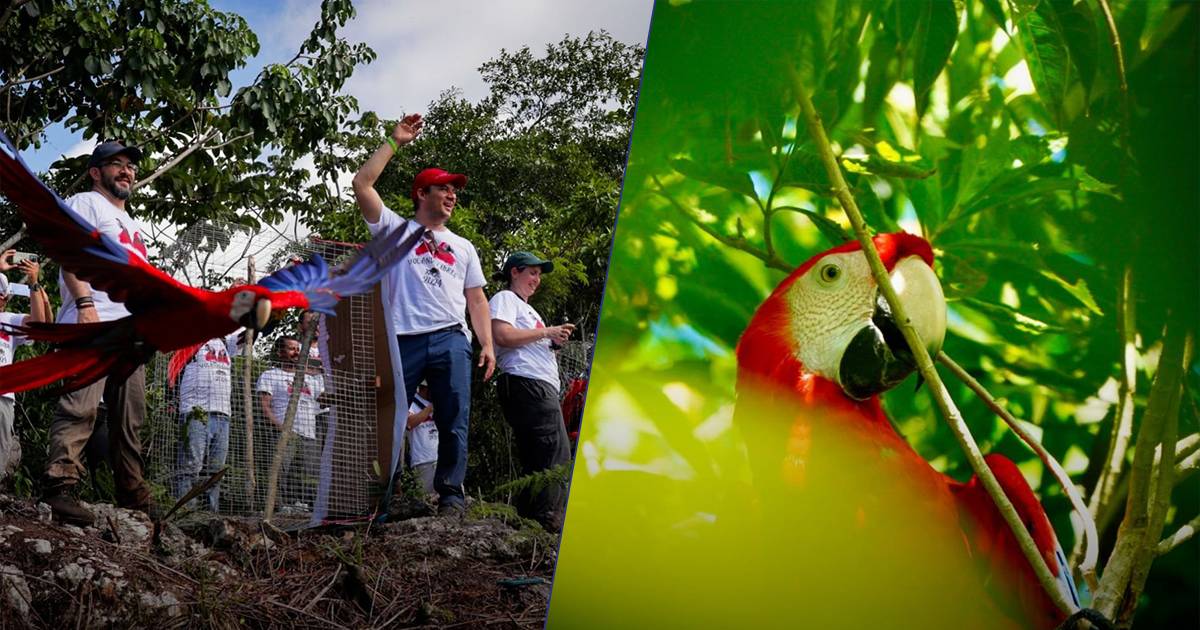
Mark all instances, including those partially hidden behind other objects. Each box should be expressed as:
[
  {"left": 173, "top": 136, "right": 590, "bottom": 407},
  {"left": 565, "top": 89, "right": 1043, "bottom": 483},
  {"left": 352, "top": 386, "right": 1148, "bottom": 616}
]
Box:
[{"left": 42, "top": 486, "right": 94, "bottom": 527}]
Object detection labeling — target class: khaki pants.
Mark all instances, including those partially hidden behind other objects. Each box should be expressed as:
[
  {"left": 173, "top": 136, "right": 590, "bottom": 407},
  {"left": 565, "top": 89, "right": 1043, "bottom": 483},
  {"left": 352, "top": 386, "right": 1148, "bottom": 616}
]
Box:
[
  {"left": 44, "top": 366, "right": 151, "bottom": 508},
  {"left": 0, "top": 398, "right": 19, "bottom": 481}
]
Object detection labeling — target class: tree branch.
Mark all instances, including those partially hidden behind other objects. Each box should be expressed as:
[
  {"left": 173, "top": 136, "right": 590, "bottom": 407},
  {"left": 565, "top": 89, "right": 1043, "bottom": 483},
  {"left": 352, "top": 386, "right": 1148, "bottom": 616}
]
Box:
[
  {"left": 1095, "top": 432, "right": 1200, "bottom": 539},
  {"left": 1156, "top": 514, "right": 1200, "bottom": 557},
  {"left": 1082, "top": 264, "right": 1137, "bottom": 563},
  {"left": 0, "top": 65, "right": 66, "bottom": 94},
  {"left": 1093, "top": 314, "right": 1193, "bottom": 621},
  {"left": 135, "top": 128, "right": 220, "bottom": 189},
  {"left": 204, "top": 131, "right": 253, "bottom": 152},
  {"left": 790, "top": 66, "right": 1079, "bottom": 617},
  {"left": 938, "top": 351, "right": 1101, "bottom": 592}
]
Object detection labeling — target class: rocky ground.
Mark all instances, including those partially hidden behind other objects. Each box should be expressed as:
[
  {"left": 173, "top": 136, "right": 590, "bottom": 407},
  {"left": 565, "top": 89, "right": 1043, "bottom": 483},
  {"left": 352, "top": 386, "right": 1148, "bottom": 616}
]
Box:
[{"left": 0, "top": 494, "right": 558, "bottom": 629}]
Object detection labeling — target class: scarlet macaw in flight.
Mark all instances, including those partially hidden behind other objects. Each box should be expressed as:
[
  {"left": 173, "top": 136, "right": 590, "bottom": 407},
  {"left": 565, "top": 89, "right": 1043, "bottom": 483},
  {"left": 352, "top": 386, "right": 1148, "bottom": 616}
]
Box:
[
  {"left": 0, "top": 132, "right": 420, "bottom": 395},
  {"left": 736, "top": 232, "right": 1079, "bottom": 629}
]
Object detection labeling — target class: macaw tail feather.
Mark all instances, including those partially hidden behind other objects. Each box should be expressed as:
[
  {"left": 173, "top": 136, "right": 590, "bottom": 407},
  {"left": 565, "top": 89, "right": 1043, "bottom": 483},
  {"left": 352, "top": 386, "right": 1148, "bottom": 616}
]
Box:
[
  {"left": 4, "top": 319, "right": 125, "bottom": 346},
  {"left": 167, "top": 342, "right": 205, "bottom": 387},
  {"left": 0, "top": 318, "right": 152, "bottom": 396},
  {"left": 0, "top": 346, "right": 121, "bottom": 396}
]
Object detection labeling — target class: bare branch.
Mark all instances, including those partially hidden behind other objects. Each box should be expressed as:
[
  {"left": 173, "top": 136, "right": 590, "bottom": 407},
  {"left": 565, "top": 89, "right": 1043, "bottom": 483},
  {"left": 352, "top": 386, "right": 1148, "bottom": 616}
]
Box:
[
  {"left": 134, "top": 128, "right": 220, "bottom": 189},
  {"left": 1157, "top": 514, "right": 1200, "bottom": 557},
  {"left": 0, "top": 65, "right": 66, "bottom": 93},
  {"left": 204, "top": 131, "right": 253, "bottom": 152},
  {"left": 1094, "top": 315, "right": 1194, "bottom": 620},
  {"left": 939, "top": 351, "right": 1101, "bottom": 592},
  {"left": 1081, "top": 265, "right": 1137, "bottom": 565}
]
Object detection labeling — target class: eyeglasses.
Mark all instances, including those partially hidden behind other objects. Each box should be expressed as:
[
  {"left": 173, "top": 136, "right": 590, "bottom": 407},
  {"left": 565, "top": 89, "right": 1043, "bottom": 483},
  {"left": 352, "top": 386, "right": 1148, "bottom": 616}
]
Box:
[{"left": 102, "top": 160, "right": 138, "bottom": 174}]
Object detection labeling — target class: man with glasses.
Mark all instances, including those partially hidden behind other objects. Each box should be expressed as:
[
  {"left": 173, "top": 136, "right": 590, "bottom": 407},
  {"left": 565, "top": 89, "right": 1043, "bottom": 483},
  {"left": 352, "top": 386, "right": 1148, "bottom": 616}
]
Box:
[
  {"left": 352, "top": 113, "right": 495, "bottom": 516},
  {"left": 41, "top": 140, "right": 157, "bottom": 526}
]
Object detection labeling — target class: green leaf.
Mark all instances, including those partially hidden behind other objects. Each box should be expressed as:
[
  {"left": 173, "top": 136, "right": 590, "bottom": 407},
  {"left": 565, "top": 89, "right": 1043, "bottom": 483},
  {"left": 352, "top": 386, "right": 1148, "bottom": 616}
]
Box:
[
  {"left": 778, "top": 148, "right": 831, "bottom": 192},
  {"left": 671, "top": 158, "right": 758, "bottom": 199},
  {"left": 1006, "top": 0, "right": 1041, "bottom": 22},
  {"left": 775, "top": 206, "right": 851, "bottom": 245},
  {"left": 1012, "top": 1, "right": 1072, "bottom": 125},
  {"left": 963, "top": 297, "right": 1064, "bottom": 334},
  {"left": 912, "top": 0, "right": 960, "bottom": 102},
  {"left": 1038, "top": 270, "right": 1103, "bottom": 315},
  {"left": 1075, "top": 169, "right": 1120, "bottom": 198},
  {"left": 1051, "top": 0, "right": 1097, "bottom": 97},
  {"left": 981, "top": 0, "right": 1009, "bottom": 30},
  {"left": 863, "top": 25, "right": 898, "bottom": 125}
]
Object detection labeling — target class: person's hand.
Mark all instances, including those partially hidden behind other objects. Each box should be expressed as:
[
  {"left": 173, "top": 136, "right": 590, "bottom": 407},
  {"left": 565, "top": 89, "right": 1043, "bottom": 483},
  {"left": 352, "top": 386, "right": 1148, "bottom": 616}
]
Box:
[
  {"left": 76, "top": 304, "right": 99, "bottom": 324},
  {"left": 17, "top": 259, "right": 39, "bottom": 283},
  {"left": 478, "top": 344, "right": 496, "bottom": 381},
  {"left": 392, "top": 114, "right": 424, "bottom": 146},
  {"left": 546, "top": 323, "right": 575, "bottom": 345},
  {"left": 0, "top": 249, "right": 15, "bottom": 272},
  {"left": 299, "top": 310, "right": 319, "bottom": 334}
]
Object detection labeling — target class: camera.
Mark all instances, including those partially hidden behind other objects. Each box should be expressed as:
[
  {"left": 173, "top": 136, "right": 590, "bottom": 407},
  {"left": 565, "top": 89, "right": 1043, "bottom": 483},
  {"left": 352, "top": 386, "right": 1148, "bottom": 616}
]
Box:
[{"left": 11, "top": 252, "right": 38, "bottom": 264}]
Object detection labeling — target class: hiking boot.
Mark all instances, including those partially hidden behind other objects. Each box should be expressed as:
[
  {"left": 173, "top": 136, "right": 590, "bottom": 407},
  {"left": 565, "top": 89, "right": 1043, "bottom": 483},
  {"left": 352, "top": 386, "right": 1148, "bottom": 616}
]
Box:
[
  {"left": 437, "top": 501, "right": 466, "bottom": 518},
  {"left": 42, "top": 488, "right": 94, "bottom": 527}
]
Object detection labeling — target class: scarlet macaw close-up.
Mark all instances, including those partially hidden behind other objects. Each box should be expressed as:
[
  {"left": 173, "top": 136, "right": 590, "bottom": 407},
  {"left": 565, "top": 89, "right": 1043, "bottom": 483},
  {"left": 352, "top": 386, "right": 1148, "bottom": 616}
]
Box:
[
  {"left": 735, "top": 232, "right": 1079, "bottom": 630},
  {"left": 0, "top": 131, "right": 419, "bottom": 395}
]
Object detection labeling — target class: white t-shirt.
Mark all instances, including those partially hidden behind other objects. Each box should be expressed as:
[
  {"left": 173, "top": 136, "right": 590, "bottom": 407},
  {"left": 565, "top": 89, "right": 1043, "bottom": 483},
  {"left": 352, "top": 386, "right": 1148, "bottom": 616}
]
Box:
[
  {"left": 0, "top": 312, "right": 30, "bottom": 400},
  {"left": 256, "top": 367, "right": 324, "bottom": 440},
  {"left": 489, "top": 290, "right": 559, "bottom": 390},
  {"left": 407, "top": 393, "right": 438, "bottom": 466},
  {"left": 178, "top": 332, "right": 241, "bottom": 416},
  {"left": 365, "top": 206, "right": 485, "bottom": 335},
  {"left": 57, "top": 191, "right": 148, "bottom": 324}
]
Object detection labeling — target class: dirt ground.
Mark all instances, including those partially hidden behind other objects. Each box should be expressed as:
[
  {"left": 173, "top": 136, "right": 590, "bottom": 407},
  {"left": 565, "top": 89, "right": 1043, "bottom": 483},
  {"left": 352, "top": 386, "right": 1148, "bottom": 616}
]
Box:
[{"left": 0, "top": 494, "right": 558, "bottom": 629}]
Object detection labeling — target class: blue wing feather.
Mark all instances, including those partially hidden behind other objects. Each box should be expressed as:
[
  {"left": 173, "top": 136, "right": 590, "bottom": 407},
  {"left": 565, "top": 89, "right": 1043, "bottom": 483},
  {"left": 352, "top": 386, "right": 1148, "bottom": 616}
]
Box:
[{"left": 257, "top": 221, "right": 422, "bottom": 315}]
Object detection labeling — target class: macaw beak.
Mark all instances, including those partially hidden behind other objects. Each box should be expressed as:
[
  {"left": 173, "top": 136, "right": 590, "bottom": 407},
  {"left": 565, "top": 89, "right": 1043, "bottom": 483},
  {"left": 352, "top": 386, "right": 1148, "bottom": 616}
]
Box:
[
  {"left": 837, "top": 256, "right": 947, "bottom": 400},
  {"left": 254, "top": 299, "right": 272, "bottom": 331}
]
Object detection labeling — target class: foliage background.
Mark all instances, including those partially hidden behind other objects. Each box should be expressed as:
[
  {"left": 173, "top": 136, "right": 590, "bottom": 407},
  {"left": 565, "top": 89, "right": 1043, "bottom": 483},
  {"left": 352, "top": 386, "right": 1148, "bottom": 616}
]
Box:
[{"left": 551, "top": 1, "right": 1198, "bottom": 628}]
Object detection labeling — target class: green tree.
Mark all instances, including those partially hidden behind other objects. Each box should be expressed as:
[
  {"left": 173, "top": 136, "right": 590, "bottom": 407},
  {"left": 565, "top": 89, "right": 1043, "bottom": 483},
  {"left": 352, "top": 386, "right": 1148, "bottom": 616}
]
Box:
[{"left": 0, "top": 0, "right": 374, "bottom": 229}]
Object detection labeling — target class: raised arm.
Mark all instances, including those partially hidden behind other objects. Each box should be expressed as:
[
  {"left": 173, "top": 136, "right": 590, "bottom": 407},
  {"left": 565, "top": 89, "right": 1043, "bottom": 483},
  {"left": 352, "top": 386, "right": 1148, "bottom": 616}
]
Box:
[
  {"left": 20, "top": 259, "right": 50, "bottom": 324},
  {"left": 351, "top": 113, "right": 424, "bottom": 224}
]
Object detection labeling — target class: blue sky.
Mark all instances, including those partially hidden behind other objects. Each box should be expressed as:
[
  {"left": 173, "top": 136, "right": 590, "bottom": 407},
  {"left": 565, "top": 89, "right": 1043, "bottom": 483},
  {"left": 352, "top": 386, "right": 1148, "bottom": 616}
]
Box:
[{"left": 25, "top": 0, "right": 654, "bottom": 171}]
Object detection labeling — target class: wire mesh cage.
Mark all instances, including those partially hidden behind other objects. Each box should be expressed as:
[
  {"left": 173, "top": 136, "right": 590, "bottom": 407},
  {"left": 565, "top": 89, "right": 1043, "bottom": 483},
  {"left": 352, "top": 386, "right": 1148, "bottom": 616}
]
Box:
[{"left": 142, "top": 223, "right": 387, "bottom": 522}]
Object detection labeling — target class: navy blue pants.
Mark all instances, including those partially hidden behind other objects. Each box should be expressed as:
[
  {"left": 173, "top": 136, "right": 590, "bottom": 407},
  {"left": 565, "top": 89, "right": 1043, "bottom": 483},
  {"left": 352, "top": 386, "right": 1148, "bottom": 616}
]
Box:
[{"left": 396, "top": 328, "right": 472, "bottom": 507}]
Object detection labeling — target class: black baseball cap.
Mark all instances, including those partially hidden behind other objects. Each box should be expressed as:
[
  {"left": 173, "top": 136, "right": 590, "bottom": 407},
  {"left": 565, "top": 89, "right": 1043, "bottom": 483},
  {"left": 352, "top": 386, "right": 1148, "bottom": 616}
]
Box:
[
  {"left": 87, "top": 140, "right": 143, "bottom": 169},
  {"left": 494, "top": 251, "right": 554, "bottom": 281}
]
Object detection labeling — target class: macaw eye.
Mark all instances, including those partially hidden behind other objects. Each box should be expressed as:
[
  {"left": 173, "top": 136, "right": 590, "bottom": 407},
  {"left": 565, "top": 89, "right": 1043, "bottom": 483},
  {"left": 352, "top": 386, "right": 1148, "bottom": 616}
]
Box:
[{"left": 818, "top": 263, "right": 841, "bottom": 285}]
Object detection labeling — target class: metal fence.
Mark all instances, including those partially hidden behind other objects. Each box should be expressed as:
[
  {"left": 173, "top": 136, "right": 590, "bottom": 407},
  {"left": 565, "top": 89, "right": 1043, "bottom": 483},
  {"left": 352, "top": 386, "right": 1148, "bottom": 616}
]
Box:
[{"left": 143, "top": 224, "right": 383, "bottom": 522}]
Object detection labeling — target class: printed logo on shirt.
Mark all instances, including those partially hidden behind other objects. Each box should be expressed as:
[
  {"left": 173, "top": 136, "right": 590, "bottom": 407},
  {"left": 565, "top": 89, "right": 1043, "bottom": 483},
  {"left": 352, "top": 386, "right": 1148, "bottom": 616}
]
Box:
[
  {"left": 203, "top": 346, "right": 231, "bottom": 365},
  {"left": 286, "top": 384, "right": 313, "bottom": 396},
  {"left": 118, "top": 228, "right": 148, "bottom": 258},
  {"left": 422, "top": 267, "right": 443, "bottom": 289},
  {"left": 415, "top": 239, "right": 457, "bottom": 266},
  {"left": 0, "top": 331, "right": 9, "bottom": 342}
]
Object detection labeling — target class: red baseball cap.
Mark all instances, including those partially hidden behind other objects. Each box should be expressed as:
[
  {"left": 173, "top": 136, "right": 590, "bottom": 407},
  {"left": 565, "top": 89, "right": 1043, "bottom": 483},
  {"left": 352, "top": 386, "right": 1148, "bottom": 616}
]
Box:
[{"left": 412, "top": 168, "right": 467, "bottom": 200}]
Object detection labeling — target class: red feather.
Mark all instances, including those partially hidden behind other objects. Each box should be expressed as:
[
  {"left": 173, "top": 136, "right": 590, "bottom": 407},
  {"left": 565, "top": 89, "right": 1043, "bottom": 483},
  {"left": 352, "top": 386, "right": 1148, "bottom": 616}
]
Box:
[{"left": 167, "top": 342, "right": 205, "bottom": 387}]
